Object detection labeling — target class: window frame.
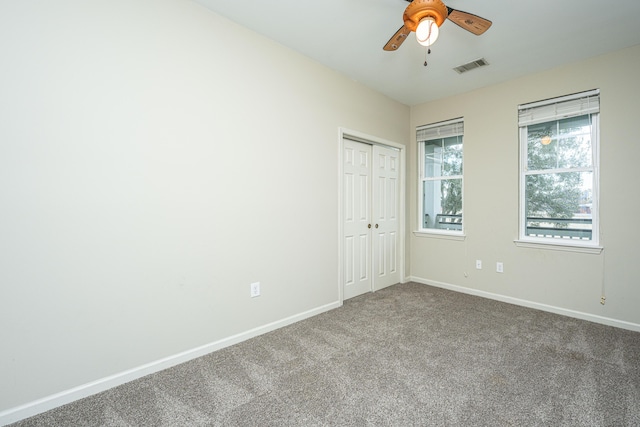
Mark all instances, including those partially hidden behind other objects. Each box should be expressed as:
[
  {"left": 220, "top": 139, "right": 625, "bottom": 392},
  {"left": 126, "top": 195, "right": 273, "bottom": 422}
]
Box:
[
  {"left": 516, "top": 90, "right": 602, "bottom": 253},
  {"left": 416, "top": 117, "right": 465, "bottom": 238}
]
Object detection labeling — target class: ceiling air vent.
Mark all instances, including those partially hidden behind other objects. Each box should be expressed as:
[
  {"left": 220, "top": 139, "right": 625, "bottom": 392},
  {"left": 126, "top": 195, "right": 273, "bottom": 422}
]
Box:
[{"left": 453, "top": 58, "right": 489, "bottom": 74}]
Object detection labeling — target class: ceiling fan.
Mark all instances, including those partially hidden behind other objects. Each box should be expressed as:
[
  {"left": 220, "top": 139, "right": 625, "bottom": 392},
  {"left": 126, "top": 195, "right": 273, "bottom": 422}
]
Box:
[{"left": 383, "top": 0, "right": 492, "bottom": 51}]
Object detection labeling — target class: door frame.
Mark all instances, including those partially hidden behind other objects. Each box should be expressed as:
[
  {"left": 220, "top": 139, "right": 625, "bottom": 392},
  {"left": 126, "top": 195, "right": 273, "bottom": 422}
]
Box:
[{"left": 338, "top": 127, "right": 406, "bottom": 303}]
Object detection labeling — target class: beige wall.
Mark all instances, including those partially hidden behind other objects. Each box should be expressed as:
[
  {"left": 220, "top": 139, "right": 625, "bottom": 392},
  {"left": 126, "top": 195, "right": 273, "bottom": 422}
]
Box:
[
  {"left": 409, "top": 44, "right": 640, "bottom": 328},
  {"left": 0, "top": 0, "right": 409, "bottom": 415}
]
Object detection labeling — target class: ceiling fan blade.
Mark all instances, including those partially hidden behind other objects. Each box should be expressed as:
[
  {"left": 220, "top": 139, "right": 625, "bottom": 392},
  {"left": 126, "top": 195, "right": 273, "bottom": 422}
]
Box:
[
  {"left": 446, "top": 8, "right": 492, "bottom": 35},
  {"left": 383, "top": 25, "right": 412, "bottom": 51},
  {"left": 383, "top": 0, "right": 413, "bottom": 51}
]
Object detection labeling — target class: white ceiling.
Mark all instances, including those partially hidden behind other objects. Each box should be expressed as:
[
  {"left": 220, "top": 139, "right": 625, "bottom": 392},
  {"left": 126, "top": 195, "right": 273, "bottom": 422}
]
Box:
[{"left": 192, "top": 0, "right": 640, "bottom": 106}]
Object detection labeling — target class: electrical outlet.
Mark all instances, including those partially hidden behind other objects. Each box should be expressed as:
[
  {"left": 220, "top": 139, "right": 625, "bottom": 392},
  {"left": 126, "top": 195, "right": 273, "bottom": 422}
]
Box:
[
  {"left": 250, "top": 282, "right": 261, "bottom": 298},
  {"left": 600, "top": 296, "right": 606, "bottom": 305},
  {"left": 496, "top": 262, "right": 504, "bottom": 273},
  {"left": 476, "top": 260, "right": 482, "bottom": 270}
]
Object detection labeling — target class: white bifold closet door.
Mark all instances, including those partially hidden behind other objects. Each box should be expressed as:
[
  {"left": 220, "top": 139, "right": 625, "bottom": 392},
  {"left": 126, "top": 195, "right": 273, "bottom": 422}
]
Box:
[{"left": 343, "top": 138, "right": 400, "bottom": 300}]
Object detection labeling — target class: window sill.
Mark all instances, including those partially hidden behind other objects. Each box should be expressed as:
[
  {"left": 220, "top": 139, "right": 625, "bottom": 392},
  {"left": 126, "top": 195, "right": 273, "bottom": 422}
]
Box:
[
  {"left": 414, "top": 230, "right": 466, "bottom": 241},
  {"left": 514, "top": 239, "right": 603, "bottom": 254}
]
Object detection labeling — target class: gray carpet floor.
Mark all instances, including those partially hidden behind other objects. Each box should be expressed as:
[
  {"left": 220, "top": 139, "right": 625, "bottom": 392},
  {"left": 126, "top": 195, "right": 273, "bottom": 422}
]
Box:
[{"left": 10, "top": 282, "right": 640, "bottom": 426}]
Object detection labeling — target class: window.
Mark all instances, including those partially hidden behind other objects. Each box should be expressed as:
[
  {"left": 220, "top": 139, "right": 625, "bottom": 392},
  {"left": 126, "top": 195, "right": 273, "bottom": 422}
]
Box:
[
  {"left": 417, "top": 118, "right": 464, "bottom": 234},
  {"left": 518, "top": 90, "right": 600, "bottom": 248}
]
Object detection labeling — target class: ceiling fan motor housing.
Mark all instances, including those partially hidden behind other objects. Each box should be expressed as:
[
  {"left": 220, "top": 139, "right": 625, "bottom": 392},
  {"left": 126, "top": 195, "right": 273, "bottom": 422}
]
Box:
[{"left": 403, "top": 0, "right": 448, "bottom": 32}]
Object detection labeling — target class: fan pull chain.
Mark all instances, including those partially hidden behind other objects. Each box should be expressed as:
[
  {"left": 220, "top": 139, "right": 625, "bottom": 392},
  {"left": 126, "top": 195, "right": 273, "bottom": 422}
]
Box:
[{"left": 424, "top": 47, "right": 431, "bottom": 67}]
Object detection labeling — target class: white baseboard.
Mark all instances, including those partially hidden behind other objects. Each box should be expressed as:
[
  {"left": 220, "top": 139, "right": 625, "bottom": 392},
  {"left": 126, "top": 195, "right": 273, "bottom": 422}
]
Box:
[
  {"left": 408, "top": 276, "right": 640, "bottom": 333},
  {"left": 0, "top": 300, "right": 342, "bottom": 426}
]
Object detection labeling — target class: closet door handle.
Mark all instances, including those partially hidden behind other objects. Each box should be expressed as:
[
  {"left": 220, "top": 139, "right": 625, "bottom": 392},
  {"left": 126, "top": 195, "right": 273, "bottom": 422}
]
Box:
[
  {"left": 375, "top": 224, "right": 379, "bottom": 228},
  {"left": 368, "top": 224, "right": 372, "bottom": 229}
]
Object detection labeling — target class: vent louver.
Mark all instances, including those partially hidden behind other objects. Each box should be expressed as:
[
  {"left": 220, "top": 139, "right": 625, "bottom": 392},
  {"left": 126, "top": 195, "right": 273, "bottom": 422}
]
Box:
[{"left": 453, "top": 58, "right": 489, "bottom": 74}]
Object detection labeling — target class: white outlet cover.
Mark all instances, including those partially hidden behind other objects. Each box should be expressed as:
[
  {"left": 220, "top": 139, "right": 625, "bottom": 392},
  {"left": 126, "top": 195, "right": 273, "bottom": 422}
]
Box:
[{"left": 250, "top": 282, "right": 261, "bottom": 297}]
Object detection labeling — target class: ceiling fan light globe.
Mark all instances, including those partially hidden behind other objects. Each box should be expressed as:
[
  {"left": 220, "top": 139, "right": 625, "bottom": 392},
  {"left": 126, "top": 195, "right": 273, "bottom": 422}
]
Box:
[{"left": 416, "top": 17, "right": 439, "bottom": 47}]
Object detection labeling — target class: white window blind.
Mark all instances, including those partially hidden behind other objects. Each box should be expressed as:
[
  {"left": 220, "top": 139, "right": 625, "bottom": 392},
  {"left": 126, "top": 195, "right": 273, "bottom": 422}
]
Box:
[
  {"left": 518, "top": 89, "right": 600, "bottom": 126},
  {"left": 417, "top": 118, "right": 464, "bottom": 142}
]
